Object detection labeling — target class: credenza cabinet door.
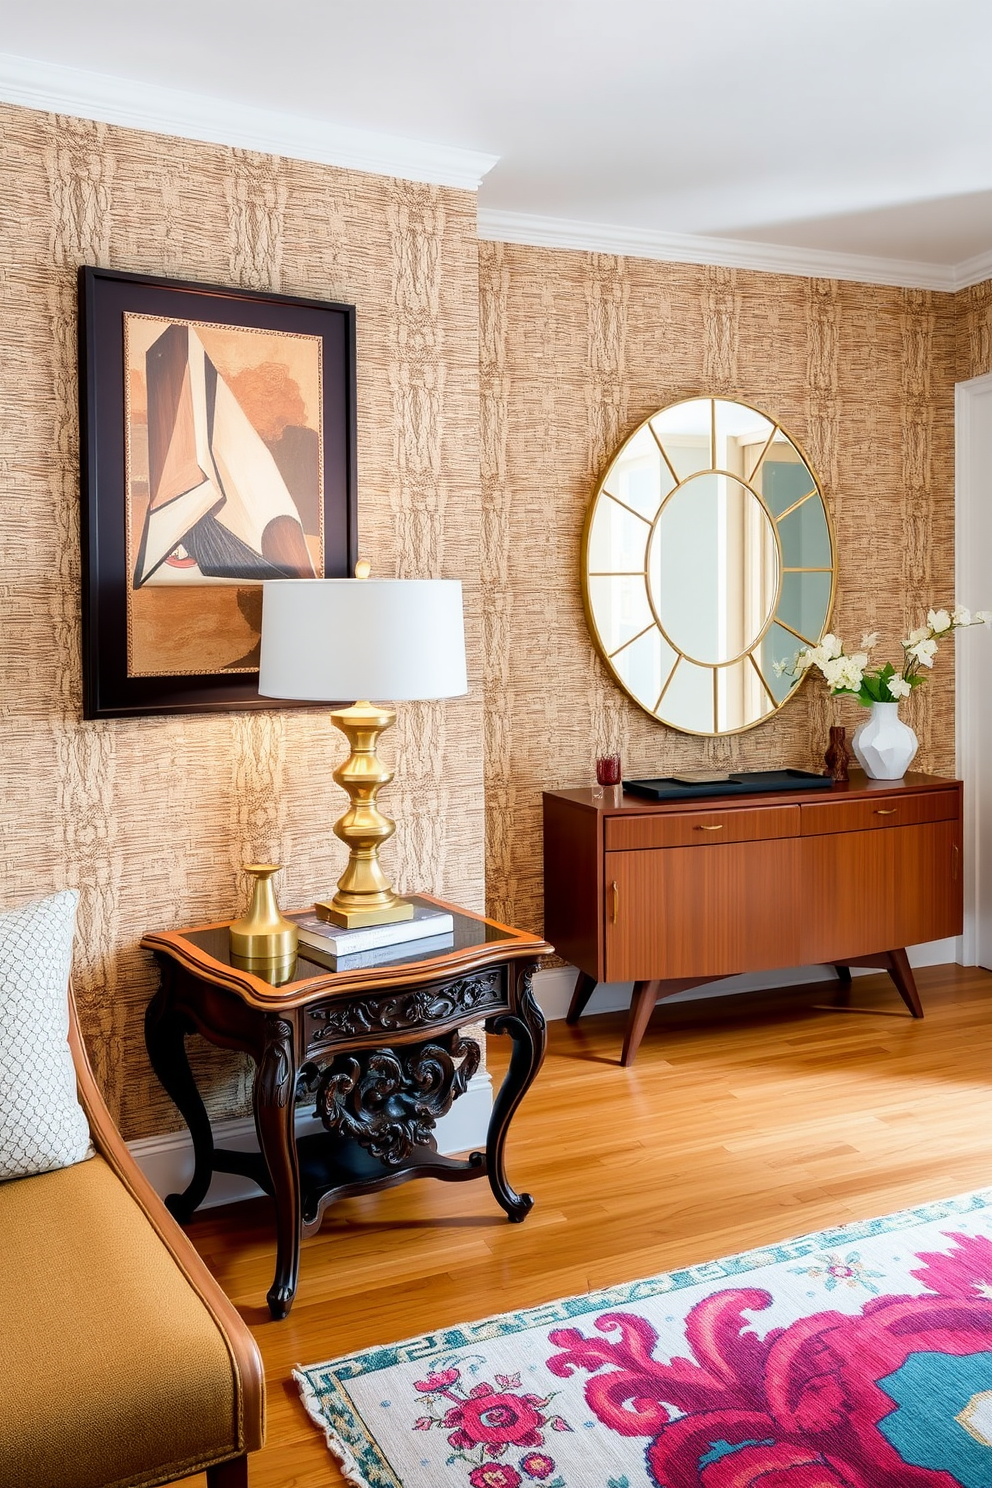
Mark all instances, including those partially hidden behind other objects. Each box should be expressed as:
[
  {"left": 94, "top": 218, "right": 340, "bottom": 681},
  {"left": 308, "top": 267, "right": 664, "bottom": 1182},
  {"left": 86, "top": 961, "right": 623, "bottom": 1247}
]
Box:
[
  {"left": 799, "top": 819, "right": 962, "bottom": 963},
  {"left": 604, "top": 838, "right": 803, "bottom": 982}
]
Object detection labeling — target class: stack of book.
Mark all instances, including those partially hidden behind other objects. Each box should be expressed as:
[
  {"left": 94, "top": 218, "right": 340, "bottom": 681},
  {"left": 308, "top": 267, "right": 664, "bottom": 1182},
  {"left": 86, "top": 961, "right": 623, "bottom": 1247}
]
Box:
[{"left": 290, "top": 901, "right": 455, "bottom": 971}]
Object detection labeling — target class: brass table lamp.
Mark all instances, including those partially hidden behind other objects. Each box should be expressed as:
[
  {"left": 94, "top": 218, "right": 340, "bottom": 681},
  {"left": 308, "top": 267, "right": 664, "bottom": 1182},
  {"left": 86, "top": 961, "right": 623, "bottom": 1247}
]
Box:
[{"left": 258, "top": 572, "right": 467, "bottom": 929}]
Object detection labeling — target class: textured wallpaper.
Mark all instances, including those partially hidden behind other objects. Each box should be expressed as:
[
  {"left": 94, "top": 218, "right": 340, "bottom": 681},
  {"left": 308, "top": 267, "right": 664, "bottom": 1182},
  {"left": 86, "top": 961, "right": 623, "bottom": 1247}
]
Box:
[
  {"left": 479, "top": 242, "right": 960, "bottom": 937},
  {"left": 957, "top": 279, "right": 992, "bottom": 381},
  {"left": 0, "top": 94, "right": 981, "bottom": 1142},
  {"left": 0, "top": 103, "right": 484, "bottom": 1140}
]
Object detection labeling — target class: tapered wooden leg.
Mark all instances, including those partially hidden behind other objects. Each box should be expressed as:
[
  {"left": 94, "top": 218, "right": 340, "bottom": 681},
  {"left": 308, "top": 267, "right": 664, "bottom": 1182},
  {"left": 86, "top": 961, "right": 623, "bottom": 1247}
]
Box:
[
  {"left": 833, "top": 950, "right": 924, "bottom": 1019},
  {"left": 566, "top": 969, "right": 597, "bottom": 1025},
  {"left": 619, "top": 975, "right": 735, "bottom": 1066},
  {"left": 621, "top": 980, "right": 663, "bottom": 1067},
  {"left": 886, "top": 947, "right": 924, "bottom": 1018},
  {"left": 833, "top": 963, "right": 852, "bottom": 1006}
]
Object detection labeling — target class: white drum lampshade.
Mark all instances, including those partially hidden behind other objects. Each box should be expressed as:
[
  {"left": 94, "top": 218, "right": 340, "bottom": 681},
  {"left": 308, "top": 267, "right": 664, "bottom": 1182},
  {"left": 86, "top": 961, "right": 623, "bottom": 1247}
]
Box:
[
  {"left": 258, "top": 578, "right": 467, "bottom": 703},
  {"left": 257, "top": 577, "right": 467, "bottom": 930}
]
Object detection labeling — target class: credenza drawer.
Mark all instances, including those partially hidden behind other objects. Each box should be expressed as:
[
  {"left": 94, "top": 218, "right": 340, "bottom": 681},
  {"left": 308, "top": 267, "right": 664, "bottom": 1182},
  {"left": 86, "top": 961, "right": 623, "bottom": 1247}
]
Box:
[
  {"left": 605, "top": 803, "right": 800, "bottom": 851},
  {"left": 800, "top": 790, "right": 958, "bottom": 837}
]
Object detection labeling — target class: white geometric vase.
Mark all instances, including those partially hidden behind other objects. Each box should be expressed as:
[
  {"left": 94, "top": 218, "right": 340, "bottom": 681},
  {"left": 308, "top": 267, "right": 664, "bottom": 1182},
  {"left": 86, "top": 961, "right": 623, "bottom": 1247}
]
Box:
[{"left": 851, "top": 701, "right": 918, "bottom": 780}]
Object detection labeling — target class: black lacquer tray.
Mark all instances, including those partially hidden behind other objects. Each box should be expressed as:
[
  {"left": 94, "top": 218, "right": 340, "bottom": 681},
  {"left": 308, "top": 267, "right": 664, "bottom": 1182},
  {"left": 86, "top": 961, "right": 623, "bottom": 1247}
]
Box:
[{"left": 623, "top": 768, "right": 834, "bottom": 802}]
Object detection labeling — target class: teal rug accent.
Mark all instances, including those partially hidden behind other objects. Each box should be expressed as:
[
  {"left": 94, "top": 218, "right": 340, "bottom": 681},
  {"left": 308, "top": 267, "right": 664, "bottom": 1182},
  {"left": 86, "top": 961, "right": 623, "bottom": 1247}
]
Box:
[{"left": 295, "top": 1190, "right": 992, "bottom": 1488}]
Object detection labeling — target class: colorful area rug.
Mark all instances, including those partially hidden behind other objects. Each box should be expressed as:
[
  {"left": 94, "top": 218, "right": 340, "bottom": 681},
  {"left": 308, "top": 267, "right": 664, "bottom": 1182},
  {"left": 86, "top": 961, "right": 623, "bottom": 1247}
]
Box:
[{"left": 295, "top": 1190, "right": 992, "bottom": 1488}]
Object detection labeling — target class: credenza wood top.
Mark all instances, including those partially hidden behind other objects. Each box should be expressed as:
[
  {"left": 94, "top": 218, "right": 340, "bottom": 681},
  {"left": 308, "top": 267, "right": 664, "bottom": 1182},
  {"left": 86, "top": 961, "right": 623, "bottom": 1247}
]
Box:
[{"left": 544, "top": 769, "right": 960, "bottom": 817}]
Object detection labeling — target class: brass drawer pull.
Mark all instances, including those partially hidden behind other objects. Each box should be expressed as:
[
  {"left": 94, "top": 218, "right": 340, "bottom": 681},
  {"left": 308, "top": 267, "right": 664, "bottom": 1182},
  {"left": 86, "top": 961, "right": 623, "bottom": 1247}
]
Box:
[
  {"left": 696, "top": 823, "right": 724, "bottom": 831},
  {"left": 609, "top": 881, "right": 619, "bottom": 923},
  {"left": 874, "top": 808, "right": 898, "bottom": 816}
]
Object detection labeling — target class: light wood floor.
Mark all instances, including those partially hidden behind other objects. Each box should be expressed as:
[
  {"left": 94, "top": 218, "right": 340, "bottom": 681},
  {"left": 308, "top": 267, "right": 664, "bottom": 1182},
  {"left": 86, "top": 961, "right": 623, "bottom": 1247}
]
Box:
[{"left": 176, "top": 964, "right": 992, "bottom": 1488}]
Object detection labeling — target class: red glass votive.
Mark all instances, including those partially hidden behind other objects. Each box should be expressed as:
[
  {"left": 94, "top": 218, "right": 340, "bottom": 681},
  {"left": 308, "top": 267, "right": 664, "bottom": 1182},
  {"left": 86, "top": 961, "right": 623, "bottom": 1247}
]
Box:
[{"left": 596, "top": 753, "right": 622, "bottom": 786}]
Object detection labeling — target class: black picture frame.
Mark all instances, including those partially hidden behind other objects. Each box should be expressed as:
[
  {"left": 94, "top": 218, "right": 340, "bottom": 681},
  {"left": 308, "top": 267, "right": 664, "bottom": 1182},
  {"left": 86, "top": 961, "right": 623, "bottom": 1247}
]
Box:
[{"left": 78, "top": 266, "right": 357, "bottom": 719}]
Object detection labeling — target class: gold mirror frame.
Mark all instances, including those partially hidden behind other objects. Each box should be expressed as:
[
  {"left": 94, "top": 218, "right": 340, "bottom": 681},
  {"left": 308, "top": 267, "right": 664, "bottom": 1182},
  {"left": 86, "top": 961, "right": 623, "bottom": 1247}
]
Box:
[{"left": 582, "top": 396, "right": 836, "bottom": 736}]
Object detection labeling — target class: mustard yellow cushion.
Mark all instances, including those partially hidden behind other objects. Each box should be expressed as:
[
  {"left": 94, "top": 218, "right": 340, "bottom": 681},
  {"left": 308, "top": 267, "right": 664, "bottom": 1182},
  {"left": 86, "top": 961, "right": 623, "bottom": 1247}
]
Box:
[{"left": 0, "top": 1155, "right": 244, "bottom": 1488}]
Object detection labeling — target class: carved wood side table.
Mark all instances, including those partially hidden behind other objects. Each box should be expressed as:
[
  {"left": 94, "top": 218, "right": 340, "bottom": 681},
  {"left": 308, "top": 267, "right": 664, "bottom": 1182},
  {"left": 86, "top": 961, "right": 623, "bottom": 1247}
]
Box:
[{"left": 142, "top": 896, "right": 551, "bottom": 1319}]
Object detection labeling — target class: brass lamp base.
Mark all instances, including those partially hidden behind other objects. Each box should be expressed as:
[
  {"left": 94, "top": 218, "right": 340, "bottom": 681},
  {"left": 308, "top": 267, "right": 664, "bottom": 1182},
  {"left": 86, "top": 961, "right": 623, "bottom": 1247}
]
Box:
[
  {"left": 318, "top": 701, "right": 415, "bottom": 930},
  {"left": 315, "top": 897, "right": 414, "bottom": 929}
]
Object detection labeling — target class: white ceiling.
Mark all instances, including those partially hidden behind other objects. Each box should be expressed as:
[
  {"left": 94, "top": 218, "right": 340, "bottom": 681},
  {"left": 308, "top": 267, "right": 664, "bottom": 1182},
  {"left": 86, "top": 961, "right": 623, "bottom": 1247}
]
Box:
[{"left": 3, "top": 0, "right": 992, "bottom": 288}]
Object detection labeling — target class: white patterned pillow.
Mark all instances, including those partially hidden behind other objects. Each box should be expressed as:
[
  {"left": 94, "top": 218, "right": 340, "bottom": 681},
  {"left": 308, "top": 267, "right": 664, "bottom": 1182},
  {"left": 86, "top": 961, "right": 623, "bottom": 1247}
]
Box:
[{"left": 0, "top": 890, "right": 93, "bottom": 1180}]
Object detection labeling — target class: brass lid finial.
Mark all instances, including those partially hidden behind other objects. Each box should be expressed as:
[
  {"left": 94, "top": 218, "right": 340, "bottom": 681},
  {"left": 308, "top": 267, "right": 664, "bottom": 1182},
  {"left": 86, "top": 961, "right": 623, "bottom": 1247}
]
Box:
[{"left": 354, "top": 558, "right": 371, "bottom": 580}]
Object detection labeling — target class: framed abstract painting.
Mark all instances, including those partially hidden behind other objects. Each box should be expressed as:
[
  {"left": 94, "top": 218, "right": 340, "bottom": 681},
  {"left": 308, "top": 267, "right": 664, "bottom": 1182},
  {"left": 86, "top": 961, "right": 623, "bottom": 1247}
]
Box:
[{"left": 78, "top": 267, "right": 357, "bottom": 718}]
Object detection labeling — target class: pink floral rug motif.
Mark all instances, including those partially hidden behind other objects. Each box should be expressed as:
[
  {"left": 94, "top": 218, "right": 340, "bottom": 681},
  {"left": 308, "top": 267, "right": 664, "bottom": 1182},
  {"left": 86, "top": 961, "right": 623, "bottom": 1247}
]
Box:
[{"left": 295, "top": 1190, "right": 992, "bottom": 1487}]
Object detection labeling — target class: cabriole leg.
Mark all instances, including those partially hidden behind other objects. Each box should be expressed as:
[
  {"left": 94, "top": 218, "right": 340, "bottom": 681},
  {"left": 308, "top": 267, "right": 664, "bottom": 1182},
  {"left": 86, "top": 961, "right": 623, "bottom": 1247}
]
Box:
[
  {"left": 484, "top": 965, "right": 547, "bottom": 1221},
  {"left": 253, "top": 1015, "right": 302, "bottom": 1319}
]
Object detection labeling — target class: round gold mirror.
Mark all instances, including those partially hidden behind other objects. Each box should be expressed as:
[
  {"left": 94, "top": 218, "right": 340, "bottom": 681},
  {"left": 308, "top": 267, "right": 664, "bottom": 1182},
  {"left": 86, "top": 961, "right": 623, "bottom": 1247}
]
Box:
[{"left": 582, "top": 397, "right": 835, "bottom": 735}]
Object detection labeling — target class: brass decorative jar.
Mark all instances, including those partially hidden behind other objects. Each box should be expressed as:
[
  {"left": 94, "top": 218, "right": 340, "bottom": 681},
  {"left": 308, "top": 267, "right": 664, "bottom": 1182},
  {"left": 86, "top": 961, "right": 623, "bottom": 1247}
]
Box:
[{"left": 229, "top": 865, "right": 299, "bottom": 968}]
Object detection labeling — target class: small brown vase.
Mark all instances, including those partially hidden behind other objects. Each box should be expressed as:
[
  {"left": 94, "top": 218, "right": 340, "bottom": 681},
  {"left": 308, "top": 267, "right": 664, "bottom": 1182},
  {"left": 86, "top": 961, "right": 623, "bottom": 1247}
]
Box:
[{"left": 824, "top": 725, "right": 852, "bottom": 783}]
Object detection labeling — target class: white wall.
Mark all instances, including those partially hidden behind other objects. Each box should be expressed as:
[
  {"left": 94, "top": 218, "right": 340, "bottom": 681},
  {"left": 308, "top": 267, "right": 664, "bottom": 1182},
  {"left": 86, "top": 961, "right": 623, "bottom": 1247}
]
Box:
[{"left": 956, "top": 372, "right": 992, "bottom": 968}]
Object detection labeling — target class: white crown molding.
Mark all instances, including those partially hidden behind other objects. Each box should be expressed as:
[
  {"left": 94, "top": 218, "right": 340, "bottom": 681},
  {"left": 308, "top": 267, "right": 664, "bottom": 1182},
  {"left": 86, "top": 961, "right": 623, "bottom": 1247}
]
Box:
[
  {"left": 0, "top": 49, "right": 987, "bottom": 286},
  {"left": 477, "top": 208, "right": 990, "bottom": 294},
  {"left": 0, "top": 50, "right": 498, "bottom": 191},
  {"left": 952, "top": 246, "right": 992, "bottom": 291}
]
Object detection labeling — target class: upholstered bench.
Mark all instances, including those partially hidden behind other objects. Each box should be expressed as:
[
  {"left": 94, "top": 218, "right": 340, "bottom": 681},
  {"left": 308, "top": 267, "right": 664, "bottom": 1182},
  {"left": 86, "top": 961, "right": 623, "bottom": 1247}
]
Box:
[{"left": 0, "top": 891, "right": 265, "bottom": 1488}]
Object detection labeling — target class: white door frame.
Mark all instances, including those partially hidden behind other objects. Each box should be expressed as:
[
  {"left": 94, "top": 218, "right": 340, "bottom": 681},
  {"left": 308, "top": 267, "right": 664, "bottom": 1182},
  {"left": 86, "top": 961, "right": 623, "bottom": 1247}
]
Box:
[{"left": 955, "top": 371, "right": 992, "bottom": 967}]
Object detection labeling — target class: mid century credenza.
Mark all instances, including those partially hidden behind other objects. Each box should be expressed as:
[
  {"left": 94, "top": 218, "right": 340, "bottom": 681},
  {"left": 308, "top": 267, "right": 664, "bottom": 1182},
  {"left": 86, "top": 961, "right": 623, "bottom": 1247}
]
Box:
[{"left": 542, "top": 770, "right": 963, "bottom": 1066}]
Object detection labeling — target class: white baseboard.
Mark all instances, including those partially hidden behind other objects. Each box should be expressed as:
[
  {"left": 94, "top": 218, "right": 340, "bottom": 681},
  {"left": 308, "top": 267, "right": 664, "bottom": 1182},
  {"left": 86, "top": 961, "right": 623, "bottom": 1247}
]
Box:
[
  {"left": 532, "top": 937, "right": 962, "bottom": 1023},
  {"left": 130, "top": 1070, "right": 493, "bottom": 1210},
  {"left": 906, "top": 936, "right": 961, "bottom": 968}
]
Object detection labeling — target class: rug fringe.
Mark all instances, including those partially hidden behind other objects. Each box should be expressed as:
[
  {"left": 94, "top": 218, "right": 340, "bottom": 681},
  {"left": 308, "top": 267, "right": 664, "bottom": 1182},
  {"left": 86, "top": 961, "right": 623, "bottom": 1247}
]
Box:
[{"left": 293, "top": 1366, "right": 377, "bottom": 1488}]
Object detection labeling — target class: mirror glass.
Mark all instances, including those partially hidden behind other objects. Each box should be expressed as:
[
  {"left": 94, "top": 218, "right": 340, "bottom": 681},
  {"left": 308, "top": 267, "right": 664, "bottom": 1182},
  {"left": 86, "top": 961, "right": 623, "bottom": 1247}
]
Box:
[{"left": 583, "top": 396, "right": 835, "bottom": 735}]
